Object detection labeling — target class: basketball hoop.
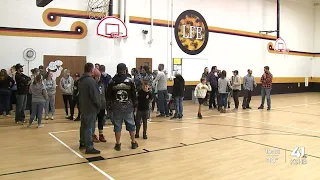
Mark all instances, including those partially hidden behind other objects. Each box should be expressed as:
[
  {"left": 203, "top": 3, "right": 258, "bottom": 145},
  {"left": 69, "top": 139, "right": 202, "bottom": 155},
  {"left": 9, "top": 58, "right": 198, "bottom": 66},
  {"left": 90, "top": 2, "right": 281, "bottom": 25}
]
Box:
[
  {"left": 110, "top": 32, "right": 121, "bottom": 39},
  {"left": 87, "top": 0, "right": 110, "bottom": 19},
  {"left": 274, "top": 37, "right": 289, "bottom": 58}
]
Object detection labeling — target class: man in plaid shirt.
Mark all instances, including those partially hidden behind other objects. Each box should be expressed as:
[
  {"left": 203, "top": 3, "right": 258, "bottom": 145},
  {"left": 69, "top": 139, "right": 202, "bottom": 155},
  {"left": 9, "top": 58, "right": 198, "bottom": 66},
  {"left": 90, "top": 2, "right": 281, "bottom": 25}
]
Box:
[{"left": 258, "top": 66, "right": 273, "bottom": 110}]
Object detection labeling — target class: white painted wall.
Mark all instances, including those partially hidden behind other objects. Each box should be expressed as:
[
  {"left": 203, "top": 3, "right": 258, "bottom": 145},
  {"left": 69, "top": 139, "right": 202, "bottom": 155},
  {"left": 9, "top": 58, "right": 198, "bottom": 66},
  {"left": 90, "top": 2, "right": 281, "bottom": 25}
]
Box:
[{"left": 0, "top": 0, "right": 316, "bottom": 79}]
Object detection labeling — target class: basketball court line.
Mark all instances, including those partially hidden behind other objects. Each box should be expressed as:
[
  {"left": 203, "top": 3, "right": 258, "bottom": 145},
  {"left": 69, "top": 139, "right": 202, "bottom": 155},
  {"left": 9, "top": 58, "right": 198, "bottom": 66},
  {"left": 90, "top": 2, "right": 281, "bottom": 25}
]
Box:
[
  {"left": 2, "top": 131, "right": 320, "bottom": 177},
  {"left": 48, "top": 132, "right": 114, "bottom": 179},
  {"left": 168, "top": 102, "right": 320, "bottom": 133},
  {"left": 170, "top": 127, "right": 189, "bottom": 130}
]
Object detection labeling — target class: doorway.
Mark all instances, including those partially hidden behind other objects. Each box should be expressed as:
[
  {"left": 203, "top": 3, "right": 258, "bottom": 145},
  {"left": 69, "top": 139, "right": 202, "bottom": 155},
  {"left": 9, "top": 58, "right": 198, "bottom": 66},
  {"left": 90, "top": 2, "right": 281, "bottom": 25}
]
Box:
[
  {"left": 136, "top": 58, "right": 152, "bottom": 73},
  {"left": 43, "top": 55, "right": 86, "bottom": 109}
]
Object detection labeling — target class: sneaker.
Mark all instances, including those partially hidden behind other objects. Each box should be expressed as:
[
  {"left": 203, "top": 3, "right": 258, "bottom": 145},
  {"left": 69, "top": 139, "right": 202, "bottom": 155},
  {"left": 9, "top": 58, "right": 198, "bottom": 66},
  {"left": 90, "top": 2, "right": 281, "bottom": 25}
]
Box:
[
  {"left": 143, "top": 134, "right": 148, "bottom": 139},
  {"left": 37, "top": 124, "right": 44, "bottom": 128},
  {"left": 99, "top": 134, "right": 107, "bottom": 142},
  {"left": 135, "top": 134, "right": 139, "bottom": 138},
  {"left": 67, "top": 116, "right": 74, "bottom": 120},
  {"left": 267, "top": 107, "right": 271, "bottom": 111},
  {"left": 79, "top": 144, "right": 86, "bottom": 150},
  {"left": 65, "top": 115, "right": 69, "bottom": 119},
  {"left": 170, "top": 116, "right": 178, "bottom": 120},
  {"left": 197, "top": 113, "right": 202, "bottom": 119},
  {"left": 131, "top": 141, "right": 139, "bottom": 149},
  {"left": 114, "top": 143, "right": 121, "bottom": 151},
  {"left": 45, "top": 116, "right": 49, "bottom": 120},
  {"left": 156, "top": 114, "right": 165, "bottom": 118},
  {"left": 242, "top": 107, "right": 246, "bottom": 110},
  {"left": 246, "top": 107, "right": 252, "bottom": 109},
  {"left": 93, "top": 135, "right": 100, "bottom": 143},
  {"left": 85, "top": 148, "right": 100, "bottom": 154},
  {"left": 51, "top": 116, "right": 54, "bottom": 120},
  {"left": 258, "top": 106, "right": 264, "bottom": 109},
  {"left": 74, "top": 117, "right": 80, "bottom": 121}
]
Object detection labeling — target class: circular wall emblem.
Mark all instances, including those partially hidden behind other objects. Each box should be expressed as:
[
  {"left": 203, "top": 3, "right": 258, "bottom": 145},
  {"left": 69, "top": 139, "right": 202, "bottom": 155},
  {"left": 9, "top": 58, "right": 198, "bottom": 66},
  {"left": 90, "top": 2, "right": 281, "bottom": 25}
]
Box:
[{"left": 174, "top": 10, "right": 209, "bottom": 55}]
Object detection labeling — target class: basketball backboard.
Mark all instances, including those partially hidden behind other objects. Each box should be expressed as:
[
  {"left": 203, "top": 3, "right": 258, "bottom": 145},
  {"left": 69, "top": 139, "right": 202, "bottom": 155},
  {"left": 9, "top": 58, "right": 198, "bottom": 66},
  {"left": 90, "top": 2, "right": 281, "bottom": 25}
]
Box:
[
  {"left": 274, "top": 37, "right": 287, "bottom": 51},
  {"left": 97, "top": 16, "right": 127, "bottom": 38}
]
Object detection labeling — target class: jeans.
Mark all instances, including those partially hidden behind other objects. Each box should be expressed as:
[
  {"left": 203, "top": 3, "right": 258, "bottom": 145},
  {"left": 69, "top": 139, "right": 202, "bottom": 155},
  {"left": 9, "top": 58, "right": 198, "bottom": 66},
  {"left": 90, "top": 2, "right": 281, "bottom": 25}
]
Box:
[
  {"left": 29, "top": 102, "right": 45, "bottom": 125},
  {"left": 233, "top": 90, "right": 240, "bottom": 109},
  {"left": 175, "top": 96, "right": 183, "bottom": 117},
  {"left": 97, "top": 109, "right": 105, "bottom": 131},
  {"left": 220, "top": 93, "right": 228, "bottom": 109},
  {"left": 242, "top": 89, "right": 252, "bottom": 108},
  {"left": 80, "top": 114, "right": 96, "bottom": 150},
  {"left": 45, "top": 94, "right": 55, "bottom": 117},
  {"left": 0, "top": 89, "right": 11, "bottom": 115},
  {"left": 261, "top": 88, "right": 271, "bottom": 108},
  {"left": 158, "top": 90, "right": 169, "bottom": 115},
  {"left": 209, "top": 88, "right": 218, "bottom": 108},
  {"left": 15, "top": 94, "right": 28, "bottom": 122},
  {"left": 135, "top": 110, "right": 149, "bottom": 135},
  {"left": 112, "top": 111, "right": 135, "bottom": 132},
  {"left": 62, "top": 94, "right": 72, "bottom": 115},
  {"left": 70, "top": 96, "right": 80, "bottom": 118}
]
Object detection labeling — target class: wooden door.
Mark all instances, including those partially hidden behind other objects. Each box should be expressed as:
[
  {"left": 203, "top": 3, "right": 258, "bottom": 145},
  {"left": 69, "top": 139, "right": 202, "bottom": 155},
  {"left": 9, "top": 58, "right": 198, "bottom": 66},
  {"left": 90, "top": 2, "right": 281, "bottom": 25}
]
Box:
[
  {"left": 136, "top": 58, "right": 152, "bottom": 72},
  {"left": 43, "top": 55, "right": 86, "bottom": 109}
]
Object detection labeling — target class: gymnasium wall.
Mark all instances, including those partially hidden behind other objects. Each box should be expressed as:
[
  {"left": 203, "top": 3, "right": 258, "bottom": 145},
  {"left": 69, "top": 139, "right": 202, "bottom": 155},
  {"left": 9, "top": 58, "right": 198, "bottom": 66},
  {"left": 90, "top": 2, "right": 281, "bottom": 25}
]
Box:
[{"left": 0, "top": 0, "right": 318, "bottom": 81}]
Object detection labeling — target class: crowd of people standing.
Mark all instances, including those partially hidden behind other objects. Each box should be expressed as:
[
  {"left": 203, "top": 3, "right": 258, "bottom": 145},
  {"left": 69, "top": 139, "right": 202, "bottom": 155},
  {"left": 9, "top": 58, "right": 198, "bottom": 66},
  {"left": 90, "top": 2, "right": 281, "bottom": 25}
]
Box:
[{"left": 0, "top": 61, "right": 273, "bottom": 154}]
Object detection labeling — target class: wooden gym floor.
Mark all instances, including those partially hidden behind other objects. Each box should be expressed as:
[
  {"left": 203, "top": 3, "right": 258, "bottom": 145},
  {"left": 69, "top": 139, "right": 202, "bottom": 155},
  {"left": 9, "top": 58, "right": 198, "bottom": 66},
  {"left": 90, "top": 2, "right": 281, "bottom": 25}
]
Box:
[{"left": 0, "top": 92, "right": 320, "bottom": 180}]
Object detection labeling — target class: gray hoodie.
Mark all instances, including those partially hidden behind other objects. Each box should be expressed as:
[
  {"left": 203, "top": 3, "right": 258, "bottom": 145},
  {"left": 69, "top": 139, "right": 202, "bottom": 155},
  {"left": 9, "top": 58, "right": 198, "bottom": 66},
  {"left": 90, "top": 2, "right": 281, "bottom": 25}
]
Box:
[
  {"left": 60, "top": 70, "right": 74, "bottom": 95},
  {"left": 29, "top": 82, "right": 48, "bottom": 103},
  {"left": 44, "top": 79, "right": 56, "bottom": 96},
  {"left": 78, "top": 74, "right": 101, "bottom": 117}
]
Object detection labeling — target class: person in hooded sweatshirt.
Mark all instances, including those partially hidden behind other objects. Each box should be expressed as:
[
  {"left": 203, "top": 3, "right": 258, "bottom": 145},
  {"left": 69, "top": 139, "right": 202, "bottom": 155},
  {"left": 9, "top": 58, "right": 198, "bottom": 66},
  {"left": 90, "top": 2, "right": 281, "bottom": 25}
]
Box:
[
  {"left": 106, "top": 63, "right": 138, "bottom": 151},
  {"left": 171, "top": 73, "right": 185, "bottom": 119},
  {"left": 59, "top": 69, "right": 74, "bottom": 119},
  {"left": 27, "top": 74, "right": 48, "bottom": 128},
  {"left": 78, "top": 63, "right": 101, "bottom": 154},
  {"left": 44, "top": 72, "right": 56, "bottom": 120},
  {"left": 99, "top": 65, "right": 111, "bottom": 119}
]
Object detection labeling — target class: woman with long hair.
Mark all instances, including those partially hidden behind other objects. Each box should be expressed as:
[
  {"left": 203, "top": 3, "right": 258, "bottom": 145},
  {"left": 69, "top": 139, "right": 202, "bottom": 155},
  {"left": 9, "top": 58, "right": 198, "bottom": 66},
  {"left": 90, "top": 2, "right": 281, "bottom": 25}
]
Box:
[
  {"left": 44, "top": 72, "right": 56, "bottom": 120},
  {"left": 27, "top": 74, "right": 48, "bottom": 128},
  {"left": 59, "top": 69, "right": 74, "bottom": 118},
  {"left": 0, "top": 69, "right": 15, "bottom": 116}
]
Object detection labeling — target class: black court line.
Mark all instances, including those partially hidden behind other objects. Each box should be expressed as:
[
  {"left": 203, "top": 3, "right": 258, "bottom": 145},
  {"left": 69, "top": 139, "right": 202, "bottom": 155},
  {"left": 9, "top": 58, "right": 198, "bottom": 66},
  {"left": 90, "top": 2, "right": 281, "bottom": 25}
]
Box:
[
  {"left": 1, "top": 131, "right": 319, "bottom": 177},
  {"left": 233, "top": 137, "right": 320, "bottom": 159},
  {"left": 162, "top": 120, "right": 320, "bottom": 139},
  {"left": 273, "top": 109, "right": 320, "bottom": 117}
]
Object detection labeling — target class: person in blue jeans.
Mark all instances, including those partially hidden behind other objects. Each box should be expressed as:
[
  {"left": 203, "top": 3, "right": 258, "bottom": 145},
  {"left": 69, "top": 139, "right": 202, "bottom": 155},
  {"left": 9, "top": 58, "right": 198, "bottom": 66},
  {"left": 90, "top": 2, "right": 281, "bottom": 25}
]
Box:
[
  {"left": 171, "top": 73, "right": 185, "bottom": 119},
  {"left": 14, "top": 64, "right": 31, "bottom": 124},
  {"left": 78, "top": 64, "right": 101, "bottom": 154},
  {"left": 153, "top": 64, "right": 169, "bottom": 117},
  {"left": 106, "top": 63, "right": 138, "bottom": 151},
  {"left": 27, "top": 75, "right": 48, "bottom": 128},
  {"left": 0, "top": 69, "right": 15, "bottom": 116},
  {"left": 218, "top": 70, "right": 232, "bottom": 113}
]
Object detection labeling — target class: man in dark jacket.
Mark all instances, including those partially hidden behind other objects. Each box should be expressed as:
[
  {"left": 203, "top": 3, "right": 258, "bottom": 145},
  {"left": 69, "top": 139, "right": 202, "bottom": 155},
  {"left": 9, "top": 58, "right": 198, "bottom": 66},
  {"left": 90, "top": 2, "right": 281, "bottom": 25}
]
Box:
[
  {"left": 106, "top": 63, "right": 138, "bottom": 151},
  {"left": 14, "top": 63, "right": 31, "bottom": 124},
  {"left": 78, "top": 63, "right": 101, "bottom": 154},
  {"left": 69, "top": 72, "right": 81, "bottom": 121},
  {"left": 171, "top": 73, "right": 185, "bottom": 119},
  {"left": 207, "top": 66, "right": 220, "bottom": 110}
]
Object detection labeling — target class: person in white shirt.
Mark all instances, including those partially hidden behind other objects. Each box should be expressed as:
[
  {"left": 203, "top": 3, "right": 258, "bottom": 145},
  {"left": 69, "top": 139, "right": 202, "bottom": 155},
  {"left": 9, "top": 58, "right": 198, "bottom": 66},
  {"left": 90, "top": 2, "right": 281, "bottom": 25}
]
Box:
[
  {"left": 231, "top": 70, "right": 241, "bottom": 111},
  {"left": 194, "top": 78, "right": 211, "bottom": 119},
  {"left": 218, "top": 70, "right": 232, "bottom": 113}
]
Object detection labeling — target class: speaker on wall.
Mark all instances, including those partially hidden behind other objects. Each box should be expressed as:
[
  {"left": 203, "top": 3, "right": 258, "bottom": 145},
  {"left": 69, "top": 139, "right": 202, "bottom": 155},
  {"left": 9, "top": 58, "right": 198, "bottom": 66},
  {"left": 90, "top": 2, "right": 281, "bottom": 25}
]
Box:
[{"left": 36, "top": 0, "right": 53, "bottom": 7}]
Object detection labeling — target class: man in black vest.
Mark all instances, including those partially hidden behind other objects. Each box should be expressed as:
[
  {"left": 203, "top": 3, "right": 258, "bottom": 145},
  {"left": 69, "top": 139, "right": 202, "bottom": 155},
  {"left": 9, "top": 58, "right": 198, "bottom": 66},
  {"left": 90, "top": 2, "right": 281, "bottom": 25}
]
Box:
[{"left": 106, "top": 63, "right": 138, "bottom": 151}]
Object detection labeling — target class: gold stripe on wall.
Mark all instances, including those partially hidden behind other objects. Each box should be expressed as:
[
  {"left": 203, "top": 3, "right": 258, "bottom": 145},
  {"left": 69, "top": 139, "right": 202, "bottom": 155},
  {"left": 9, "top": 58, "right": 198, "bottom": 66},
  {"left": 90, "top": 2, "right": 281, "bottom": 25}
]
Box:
[
  {"left": 0, "top": 21, "right": 87, "bottom": 39},
  {"left": 267, "top": 42, "right": 314, "bottom": 57},
  {"left": 167, "top": 77, "right": 319, "bottom": 86}
]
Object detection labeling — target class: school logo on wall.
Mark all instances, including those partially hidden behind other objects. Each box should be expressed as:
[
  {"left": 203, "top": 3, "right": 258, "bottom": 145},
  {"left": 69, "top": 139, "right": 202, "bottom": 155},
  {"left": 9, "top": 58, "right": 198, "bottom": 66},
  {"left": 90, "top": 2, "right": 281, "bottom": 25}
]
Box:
[{"left": 174, "top": 10, "right": 209, "bottom": 55}]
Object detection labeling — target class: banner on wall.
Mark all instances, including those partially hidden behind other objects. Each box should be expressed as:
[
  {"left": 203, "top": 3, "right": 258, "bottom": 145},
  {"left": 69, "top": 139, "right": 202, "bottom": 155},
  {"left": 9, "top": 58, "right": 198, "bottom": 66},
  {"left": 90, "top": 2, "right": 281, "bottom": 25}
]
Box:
[
  {"left": 172, "top": 58, "right": 182, "bottom": 75},
  {"left": 174, "top": 10, "right": 209, "bottom": 55}
]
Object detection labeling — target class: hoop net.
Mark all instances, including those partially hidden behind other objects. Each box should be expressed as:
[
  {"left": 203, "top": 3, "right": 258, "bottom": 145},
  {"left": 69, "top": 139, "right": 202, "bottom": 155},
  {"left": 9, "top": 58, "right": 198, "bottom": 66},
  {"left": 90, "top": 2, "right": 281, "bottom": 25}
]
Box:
[
  {"left": 87, "top": 0, "right": 110, "bottom": 20},
  {"left": 110, "top": 32, "right": 124, "bottom": 39},
  {"left": 278, "top": 48, "right": 290, "bottom": 58}
]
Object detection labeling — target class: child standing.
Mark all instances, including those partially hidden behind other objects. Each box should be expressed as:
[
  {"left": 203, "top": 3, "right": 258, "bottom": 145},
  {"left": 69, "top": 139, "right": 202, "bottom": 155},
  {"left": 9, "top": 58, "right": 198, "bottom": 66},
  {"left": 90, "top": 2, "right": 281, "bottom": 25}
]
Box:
[
  {"left": 194, "top": 78, "right": 211, "bottom": 119},
  {"left": 44, "top": 72, "right": 56, "bottom": 120},
  {"left": 135, "top": 81, "right": 153, "bottom": 139},
  {"left": 92, "top": 69, "right": 107, "bottom": 142},
  {"left": 218, "top": 70, "right": 232, "bottom": 113},
  {"left": 27, "top": 75, "right": 48, "bottom": 128}
]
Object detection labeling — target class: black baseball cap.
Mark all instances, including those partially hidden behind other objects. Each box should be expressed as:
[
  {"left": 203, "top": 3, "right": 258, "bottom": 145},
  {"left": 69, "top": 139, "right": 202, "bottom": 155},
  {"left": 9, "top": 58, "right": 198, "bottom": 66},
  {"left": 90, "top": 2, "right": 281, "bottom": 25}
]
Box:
[
  {"left": 233, "top": 70, "right": 238, "bottom": 74},
  {"left": 15, "top": 63, "right": 24, "bottom": 69},
  {"left": 117, "top": 63, "right": 127, "bottom": 72}
]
